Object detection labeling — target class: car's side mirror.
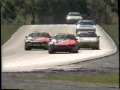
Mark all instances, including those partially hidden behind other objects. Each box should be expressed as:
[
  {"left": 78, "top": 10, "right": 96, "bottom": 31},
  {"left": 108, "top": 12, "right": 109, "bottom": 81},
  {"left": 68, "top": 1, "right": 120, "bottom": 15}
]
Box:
[
  {"left": 97, "top": 36, "right": 100, "bottom": 38},
  {"left": 75, "top": 38, "right": 78, "bottom": 40}
]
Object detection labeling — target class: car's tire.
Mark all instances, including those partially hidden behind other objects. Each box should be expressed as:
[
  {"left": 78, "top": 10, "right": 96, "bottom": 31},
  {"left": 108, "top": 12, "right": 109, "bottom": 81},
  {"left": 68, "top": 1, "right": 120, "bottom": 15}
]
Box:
[
  {"left": 78, "top": 47, "right": 80, "bottom": 50},
  {"left": 48, "top": 47, "right": 54, "bottom": 54},
  {"left": 72, "top": 47, "right": 78, "bottom": 53},
  {"left": 25, "top": 46, "right": 31, "bottom": 50},
  {"left": 48, "top": 50, "right": 54, "bottom": 54},
  {"left": 73, "top": 49, "right": 78, "bottom": 53},
  {"left": 44, "top": 47, "right": 48, "bottom": 50},
  {"left": 95, "top": 47, "right": 99, "bottom": 50},
  {"left": 95, "top": 44, "right": 100, "bottom": 50},
  {"left": 25, "top": 42, "right": 31, "bottom": 50},
  {"left": 93, "top": 47, "right": 99, "bottom": 50}
]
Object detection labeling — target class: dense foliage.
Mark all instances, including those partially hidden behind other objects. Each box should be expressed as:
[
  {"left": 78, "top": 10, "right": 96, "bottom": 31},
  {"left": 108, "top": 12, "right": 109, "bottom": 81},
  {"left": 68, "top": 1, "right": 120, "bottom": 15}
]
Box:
[{"left": 1, "top": 0, "right": 118, "bottom": 24}]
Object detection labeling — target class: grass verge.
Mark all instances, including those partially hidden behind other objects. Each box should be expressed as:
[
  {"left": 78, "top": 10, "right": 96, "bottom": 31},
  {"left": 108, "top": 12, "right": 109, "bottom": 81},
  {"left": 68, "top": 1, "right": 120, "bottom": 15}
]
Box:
[
  {"left": 1, "top": 25, "right": 22, "bottom": 45},
  {"left": 100, "top": 24, "right": 119, "bottom": 49},
  {"left": 15, "top": 73, "right": 119, "bottom": 85}
]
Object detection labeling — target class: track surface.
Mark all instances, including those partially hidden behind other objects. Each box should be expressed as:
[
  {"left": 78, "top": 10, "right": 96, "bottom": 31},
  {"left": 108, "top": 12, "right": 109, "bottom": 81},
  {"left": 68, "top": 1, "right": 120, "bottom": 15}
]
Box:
[{"left": 2, "top": 25, "right": 117, "bottom": 72}]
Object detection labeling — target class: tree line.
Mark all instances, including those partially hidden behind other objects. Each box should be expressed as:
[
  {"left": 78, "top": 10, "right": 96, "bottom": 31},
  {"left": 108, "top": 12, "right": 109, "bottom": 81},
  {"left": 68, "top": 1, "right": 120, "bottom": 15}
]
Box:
[{"left": 1, "top": 0, "right": 118, "bottom": 25}]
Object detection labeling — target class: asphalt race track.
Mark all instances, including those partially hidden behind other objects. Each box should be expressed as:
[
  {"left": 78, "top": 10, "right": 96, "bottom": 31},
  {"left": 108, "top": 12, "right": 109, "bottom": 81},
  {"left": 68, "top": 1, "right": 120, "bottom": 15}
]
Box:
[{"left": 2, "top": 24, "right": 117, "bottom": 72}]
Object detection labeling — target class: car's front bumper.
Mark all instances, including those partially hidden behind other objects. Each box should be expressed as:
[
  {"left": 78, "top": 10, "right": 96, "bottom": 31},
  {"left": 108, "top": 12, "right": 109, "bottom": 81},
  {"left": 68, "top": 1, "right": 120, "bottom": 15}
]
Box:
[
  {"left": 49, "top": 45, "right": 77, "bottom": 52},
  {"left": 76, "top": 28, "right": 96, "bottom": 34},
  {"left": 78, "top": 42, "right": 99, "bottom": 48},
  {"left": 25, "top": 42, "right": 48, "bottom": 48}
]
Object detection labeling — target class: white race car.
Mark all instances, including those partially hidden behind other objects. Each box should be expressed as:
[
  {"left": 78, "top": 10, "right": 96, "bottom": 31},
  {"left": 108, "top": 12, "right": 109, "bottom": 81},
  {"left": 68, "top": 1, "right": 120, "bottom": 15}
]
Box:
[
  {"left": 76, "top": 32, "right": 100, "bottom": 50},
  {"left": 76, "top": 20, "right": 96, "bottom": 34},
  {"left": 66, "top": 12, "right": 83, "bottom": 24},
  {"left": 25, "top": 32, "right": 51, "bottom": 50}
]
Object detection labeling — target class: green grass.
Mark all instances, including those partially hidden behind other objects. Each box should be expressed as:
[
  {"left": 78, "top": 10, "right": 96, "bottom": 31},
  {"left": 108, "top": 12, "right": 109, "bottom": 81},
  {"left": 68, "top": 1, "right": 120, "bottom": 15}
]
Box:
[
  {"left": 2, "top": 85, "right": 22, "bottom": 90},
  {"left": 1, "top": 25, "right": 22, "bottom": 45},
  {"left": 100, "top": 24, "right": 119, "bottom": 49},
  {"left": 16, "top": 73, "right": 119, "bottom": 85}
]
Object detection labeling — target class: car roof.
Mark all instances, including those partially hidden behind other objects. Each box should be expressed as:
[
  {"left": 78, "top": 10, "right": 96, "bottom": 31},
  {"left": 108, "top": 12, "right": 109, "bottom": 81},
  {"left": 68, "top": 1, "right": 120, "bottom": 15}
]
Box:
[
  {"left": 32, "top": 31, "right": 40, "bottom": 33},
  {"left": 32, "top": 31, "right": 48, "bottom": 34},
  {"left": 68, "top": 12, "right": 80, "bottom": 14},
  {"left": 78, "top": 20, "right": 93, "bottom": 22},
  {"left": 55, "top": 33, "right": 74, "bottom": 36}
]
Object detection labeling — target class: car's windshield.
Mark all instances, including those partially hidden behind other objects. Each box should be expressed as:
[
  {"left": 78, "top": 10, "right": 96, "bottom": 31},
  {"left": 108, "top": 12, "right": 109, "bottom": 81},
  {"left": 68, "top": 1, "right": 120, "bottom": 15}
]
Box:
[
  {"left": 77, "top": 33, "right": 97, "bottom": 37},
  {"left": 30, "top": 33, "right": 50, "bottom": 38},
  {"left": 79, "top": 21, "right": 94, "bottom": 25},
  {"left": 55, "top": 34, "right": 76, "bottom": 40},
  {"left": 69, "top": 13, "right": 80, "bottom": 16},
  {"left": 77, "top": 33, "right": 86, "bottom": 37}
]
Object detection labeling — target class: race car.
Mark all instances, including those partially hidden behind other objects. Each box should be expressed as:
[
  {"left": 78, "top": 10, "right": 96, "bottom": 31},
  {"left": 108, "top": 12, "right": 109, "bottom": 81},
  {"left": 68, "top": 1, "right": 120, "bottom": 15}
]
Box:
[
  {"left": 48, "top": 33, "right": 78, "bottom": 54},
  {"left": 66, "top": 12, "right": 83, "bottom": 24},
  {"left": 76, "top": 20, "right": 96, "bottom": 34},
  {"left": 76, "top": 32, "right": 100, "bottom": 50},
  {"left": 25, "top": 31, "right": 51, "bottom": 50}
]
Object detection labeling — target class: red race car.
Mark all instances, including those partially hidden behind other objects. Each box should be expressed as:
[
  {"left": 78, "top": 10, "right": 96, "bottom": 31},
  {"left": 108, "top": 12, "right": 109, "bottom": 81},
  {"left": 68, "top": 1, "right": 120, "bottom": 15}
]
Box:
[
  {"left": 25, "top": 31, "right": 51, "bottom": 50},
  {"left": 48, "top": 33, "right": 78, "bottom": 54}
]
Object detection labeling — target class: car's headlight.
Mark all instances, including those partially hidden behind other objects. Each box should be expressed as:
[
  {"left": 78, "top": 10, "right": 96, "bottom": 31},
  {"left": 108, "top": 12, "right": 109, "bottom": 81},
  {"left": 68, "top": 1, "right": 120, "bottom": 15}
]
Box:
[
  {"left": 93, "top": 25, "right": 96, "bottom": 29},
  {"left": 66, "top": 16, "right": 71, "bottom": 20},
  {"left": 76, "top": 25, "right": 80, "bottom": 28},
  {"left": 79, "top": 16, "right": 83, "bottom": 19},
  {"left": 96, "top": 38, "right": 99, "bottom": 42},
  {"left": 49, "top": 41, "right": 55, "bottom": 45},
  {"left": 26, "top": 39, "right": 32, "bottom": 42}
]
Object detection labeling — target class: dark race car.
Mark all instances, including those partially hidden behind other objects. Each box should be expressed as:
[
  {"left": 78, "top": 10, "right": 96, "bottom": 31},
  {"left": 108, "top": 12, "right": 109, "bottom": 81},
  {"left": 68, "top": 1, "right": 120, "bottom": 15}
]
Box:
[
  {"left": 25, "top": 32, "right": 51, "bottom": 50},
  {"left": 48, "top": 33, "right": 78, "bottom": 54}
]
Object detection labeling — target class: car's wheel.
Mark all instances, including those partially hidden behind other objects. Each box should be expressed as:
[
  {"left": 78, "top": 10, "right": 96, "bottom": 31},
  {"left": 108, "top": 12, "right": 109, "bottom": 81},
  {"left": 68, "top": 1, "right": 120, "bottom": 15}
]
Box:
[
  {"left": 25, "top": 46, "right": 31, "bottom": 50},
  {"left": 73, "top": 49, "right": 78, "bottom": 53},
  {"left": 48, "top": 50, "right": 54, "bottom": 54},
  {"left": 48, "top": 47, "right": 54, "bottom": 54},
  {"left": 78, "top": 47, "right": 80, "bottom": 50},
  {"left": 95, "top": 47, "right": 99, "bottom": 50},
  {"left": 25, "top": 42, "right": 31, "bottom": 50},
  {"left": 72, "top": 46, "right": 78, "bottom": 53},
  {"left": 44, "top": 46, "right": 48, "bottom": 50},
  {"left": 95, "top": 44, "right": 100, "bottom": 50},
  {"left": 93, "top": 47, "right": 99, "bottom": 50}
]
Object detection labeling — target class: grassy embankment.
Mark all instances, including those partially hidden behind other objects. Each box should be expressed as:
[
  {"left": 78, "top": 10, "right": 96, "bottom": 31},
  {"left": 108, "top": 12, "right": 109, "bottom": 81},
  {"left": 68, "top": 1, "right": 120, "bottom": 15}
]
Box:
[
  {"left": 13, "top": 73, "right": 118, "bottom": 85},
  {"left": 1, "top": 24, "right": 119, "bottom": 85},
  {"left": 1, "top": 25, "right": 21, "bottom": 45},
  {"left": 100, "top": 24, "right": 119, "bottom": 49}
]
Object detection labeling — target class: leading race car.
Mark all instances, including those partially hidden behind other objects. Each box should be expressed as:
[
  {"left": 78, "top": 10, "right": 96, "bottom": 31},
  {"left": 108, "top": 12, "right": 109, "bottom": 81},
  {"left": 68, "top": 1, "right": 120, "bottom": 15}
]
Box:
[
  {"left": 48, "top": 33, "right": 78, "bottom": 54},
  {"left": 76, "top": 32, "right": 100, "bottom": 50},
  {"left": 25, "top": 31, "right": 51, "bottom": 50},
  {"left": 76, "top": 20, "right": 96, "bottom": 34},
  {"left": 66, "top": 12, "right": 83, "bottom": 24}
]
